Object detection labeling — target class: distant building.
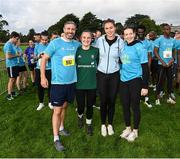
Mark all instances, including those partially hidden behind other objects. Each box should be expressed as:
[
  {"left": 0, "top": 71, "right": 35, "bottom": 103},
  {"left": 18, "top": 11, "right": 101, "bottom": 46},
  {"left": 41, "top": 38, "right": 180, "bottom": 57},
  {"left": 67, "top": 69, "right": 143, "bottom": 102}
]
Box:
[{"left": 171, "top": 25, "right": 180, "bottom": 32}]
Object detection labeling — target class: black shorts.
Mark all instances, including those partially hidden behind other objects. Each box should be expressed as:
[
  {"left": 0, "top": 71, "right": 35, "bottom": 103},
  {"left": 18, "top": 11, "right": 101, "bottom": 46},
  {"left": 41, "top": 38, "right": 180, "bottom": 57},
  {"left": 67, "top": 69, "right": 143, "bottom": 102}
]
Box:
[
  {"left": 51, "top": 84, "right": 75, "bottom": 106},
  {"left": 35, "top": 69, "right": 51, "bottom": 85},
  {"left": 19, "top": 65, "right": 27, "bottom": 72},
  {"left": 7, "top": 66, "right": 19, "bottom": 78},
  {"left": 28, "top": 64, "right": 36, "bottom": 71}
]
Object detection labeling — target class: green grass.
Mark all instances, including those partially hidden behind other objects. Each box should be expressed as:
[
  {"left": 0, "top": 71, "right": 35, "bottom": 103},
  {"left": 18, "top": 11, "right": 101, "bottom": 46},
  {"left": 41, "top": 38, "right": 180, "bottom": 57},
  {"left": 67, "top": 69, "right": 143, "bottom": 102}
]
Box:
[{"left": 0, "top": 87, "right": 179, "bottom": 157}]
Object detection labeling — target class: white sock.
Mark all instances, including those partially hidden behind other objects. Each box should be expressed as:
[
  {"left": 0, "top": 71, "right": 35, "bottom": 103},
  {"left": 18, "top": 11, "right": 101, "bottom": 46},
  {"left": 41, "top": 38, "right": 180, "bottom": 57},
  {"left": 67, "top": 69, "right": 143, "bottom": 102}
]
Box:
[
  {"left": 54, "top": 135, "right": 59, "bottom": 142},
  {"left": 86, "top": 119, "right": 92, "bottom": 125},
  {"left": 78, "top": 114, "right": 83, "bottom": 118},
  {"left": 126, "top": 126, "right": 131, "bottom": 130},
  {"left": 133, "top": 129, "right": 138, "bottom": 135},
  {"left": 145, "top": 97, "right": 149, "bottom": 101},
  {"left": 59, "top": 126, "right": 64, "bottom": 131}
]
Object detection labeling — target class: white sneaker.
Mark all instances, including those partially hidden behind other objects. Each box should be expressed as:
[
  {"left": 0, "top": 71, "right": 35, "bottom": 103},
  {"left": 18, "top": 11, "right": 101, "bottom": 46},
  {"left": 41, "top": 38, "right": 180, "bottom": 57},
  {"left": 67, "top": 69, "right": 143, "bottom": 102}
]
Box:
[
  {"left": 167, "top": 97, "right": 176, "bottom": 104},
  {"left": 93, "top": 105, "right": 100, "bottom": 110},
  {"left": 48, "top": 102, "right": 54, "bottom": 109},
  {"left": 107, "top": 124, "right": 114, "bottom": 136},
  {"left": 153, "top": 87, "right": 156, "bottom": 91},
  {"left": 149, "top": 84, "right": 154, "bottom": 88},
  {"left": 155, "top": 99, "right": 161, "bottom": 105},
  {"left": 144, "top": 100, "right": 152, "bottom": 108},
  {"left": 120, "top": 128, "right": 131, "bottom": 139},
  {"left": 126, "top": 130, "right": 138, "bottom": 142},
  {"left": 36, "top": 103, "right": 45, "bottom": 111},
  {"left": 170, "top": 93, "right": 176, "bottom": 100},
  {"left": 101, "top": 125, "right": 107, "bottom": 137},
  {"left": 159, "top": 91, "right": 165, "bottom": 98}
]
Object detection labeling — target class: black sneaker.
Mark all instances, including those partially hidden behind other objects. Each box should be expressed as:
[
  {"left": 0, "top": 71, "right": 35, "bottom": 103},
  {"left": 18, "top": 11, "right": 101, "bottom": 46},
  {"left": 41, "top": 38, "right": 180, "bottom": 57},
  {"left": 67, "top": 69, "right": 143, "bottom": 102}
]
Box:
[
  {"left": 87, "top": 124, "right": 93, "bottom": 136},
  {"left": 78, "top": 116, "right": 84, "bottom": 128},
  {"left": 54, "top": 140, "right": 65, "bottom": 152},
  {"left": 11, "top": 91, "right": 19, "bottom": 97},
  {"left": 6, "top": 94, "right": 13, "bottom": 101},
  {"left": 59, "top": 129, "right": 70, "bottom": 136}
]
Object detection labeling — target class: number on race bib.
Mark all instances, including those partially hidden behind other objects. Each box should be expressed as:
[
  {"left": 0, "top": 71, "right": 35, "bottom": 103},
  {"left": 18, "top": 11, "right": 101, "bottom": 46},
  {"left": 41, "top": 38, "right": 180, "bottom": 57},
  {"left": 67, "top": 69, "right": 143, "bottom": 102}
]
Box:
[{"left": 62, "top": 55, "right": 75, "bottom": 66}]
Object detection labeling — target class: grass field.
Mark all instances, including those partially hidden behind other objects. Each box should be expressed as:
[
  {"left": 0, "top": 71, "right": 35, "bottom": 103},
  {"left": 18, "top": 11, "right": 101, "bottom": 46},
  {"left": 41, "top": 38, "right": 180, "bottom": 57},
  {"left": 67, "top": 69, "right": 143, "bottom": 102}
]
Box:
[
  {"left": 0, "top": 86, "right": 179, "bottom": 158},
  {"left": 0, "top": 45, "right": 180, "bottom": 157}
]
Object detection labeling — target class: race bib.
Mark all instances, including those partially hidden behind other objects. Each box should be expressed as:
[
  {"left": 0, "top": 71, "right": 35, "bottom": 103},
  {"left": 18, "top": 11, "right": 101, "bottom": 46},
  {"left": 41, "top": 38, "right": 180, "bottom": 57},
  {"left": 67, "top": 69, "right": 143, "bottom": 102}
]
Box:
[
  {"left": 163, "top": 51, "right": 172, "bottom": 58},
  {"left": 38, "top": 59, "right": 48, "bottom": 67},
  {"left": 62, "top": 55, "right": 75, "bottom": 66}
]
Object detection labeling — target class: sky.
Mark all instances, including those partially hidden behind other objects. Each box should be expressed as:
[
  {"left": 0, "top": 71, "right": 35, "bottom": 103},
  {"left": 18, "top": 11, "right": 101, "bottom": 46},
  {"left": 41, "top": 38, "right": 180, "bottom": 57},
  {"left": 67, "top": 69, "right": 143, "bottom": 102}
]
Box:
[{"left": 0, "top": 0, "right": 180, "bottom": 34}]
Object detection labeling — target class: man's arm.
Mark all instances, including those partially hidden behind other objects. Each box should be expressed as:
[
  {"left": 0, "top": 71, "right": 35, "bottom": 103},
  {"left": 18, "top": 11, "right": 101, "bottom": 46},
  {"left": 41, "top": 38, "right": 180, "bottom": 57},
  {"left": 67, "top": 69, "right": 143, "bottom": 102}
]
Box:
[
  {"left": 40, "top": 54, "right": 50, "bottom": 88},
  {"left": 6, "top": 52, "right": 20, "bottom": 59},
  {"left": 154, "top": 47, "right": 167, "bottom": 67}
]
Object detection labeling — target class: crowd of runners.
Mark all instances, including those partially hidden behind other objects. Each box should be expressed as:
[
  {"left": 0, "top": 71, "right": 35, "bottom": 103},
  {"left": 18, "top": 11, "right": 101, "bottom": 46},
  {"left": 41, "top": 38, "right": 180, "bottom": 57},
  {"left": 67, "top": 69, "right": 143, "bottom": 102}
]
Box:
[{"left": 3, "top": 19, "right": 180, "bottom": 151}]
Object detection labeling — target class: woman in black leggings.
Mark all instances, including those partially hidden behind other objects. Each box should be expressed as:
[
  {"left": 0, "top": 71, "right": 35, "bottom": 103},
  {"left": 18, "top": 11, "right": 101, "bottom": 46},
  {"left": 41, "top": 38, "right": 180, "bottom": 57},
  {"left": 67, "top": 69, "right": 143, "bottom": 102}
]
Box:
[
  {"left": 94, "top": 19, "right": 124, "bottom": 136},
  {"left": 119, "top": 26, "right": 149, "bottom": 142}
]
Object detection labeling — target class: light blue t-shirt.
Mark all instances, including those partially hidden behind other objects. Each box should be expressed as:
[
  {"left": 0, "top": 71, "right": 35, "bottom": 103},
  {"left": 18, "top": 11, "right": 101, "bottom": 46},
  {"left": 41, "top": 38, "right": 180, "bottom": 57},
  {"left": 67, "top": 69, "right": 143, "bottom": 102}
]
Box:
[
  {"left": 120, "top": 41, "right": 148, "bottom": 82},
  {"left": 154, "top": 35, "right": 176, "bottom": 65},
  {"left": 34, "top": 43, "right": 51, "bottom": 70},
  {"left": 3, "top": 41, "right": 18, "bottom": 68},
  {"left": 174, "top": 39, "right": 180, "bottom": 64},
  {"left": 141, "top": 39, "right": 152, "bottom": 55},
  {"left": 16, "top": 46, "right": 25, "bottom": 66},
  {"left": 44, "top": 37, "right": 80, "bottom": 84},
  {"left": 149, "top": 40, "right": 156, "bottom": 58}
]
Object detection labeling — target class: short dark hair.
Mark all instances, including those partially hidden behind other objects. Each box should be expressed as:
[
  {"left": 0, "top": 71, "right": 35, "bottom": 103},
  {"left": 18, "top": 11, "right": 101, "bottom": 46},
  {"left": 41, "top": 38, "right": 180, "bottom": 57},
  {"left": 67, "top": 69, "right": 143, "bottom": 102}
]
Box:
[
  {"left": 103, "top": 18, "right": 116, "bottom": 28},
  {"left": 10, "top": 31, "right": 20, "bottom": 38},
  {"left": 161, "top": 23, "right": 170, "bottom": 28},
  {"left": 41, "top": 31, "right": 49, "bottom": 37},
  {"left": 34, "top": 33, "right": 41, "bottom": 36},
  {"left": 137, "top": 25, "right": 146, "bottom": 32},
  {"left": 51, "top": 31, "right": 58, "bottom": 35}
]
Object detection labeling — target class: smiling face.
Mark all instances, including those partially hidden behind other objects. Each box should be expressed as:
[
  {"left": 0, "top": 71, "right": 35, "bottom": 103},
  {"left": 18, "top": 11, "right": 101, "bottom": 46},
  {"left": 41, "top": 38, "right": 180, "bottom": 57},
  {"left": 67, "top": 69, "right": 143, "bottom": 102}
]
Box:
[
  {"left": 104, "top": 22, "right": 116, "bottom": 38},
  {"left": 124, "top": 28, "right": 136, "bottom": 44},
  {"left": 63, "top": 23, "right": 76, "bottom": 40},
  {"left": 81, "top": 31, "right": 92, "bottom": 47}
]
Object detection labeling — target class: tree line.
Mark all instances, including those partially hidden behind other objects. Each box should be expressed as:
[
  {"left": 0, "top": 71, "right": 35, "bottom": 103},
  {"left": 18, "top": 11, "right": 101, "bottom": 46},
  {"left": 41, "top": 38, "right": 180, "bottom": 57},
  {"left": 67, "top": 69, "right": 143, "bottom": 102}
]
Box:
[{"left": 0, "top": 12, "right": 163, "bottom": 43}]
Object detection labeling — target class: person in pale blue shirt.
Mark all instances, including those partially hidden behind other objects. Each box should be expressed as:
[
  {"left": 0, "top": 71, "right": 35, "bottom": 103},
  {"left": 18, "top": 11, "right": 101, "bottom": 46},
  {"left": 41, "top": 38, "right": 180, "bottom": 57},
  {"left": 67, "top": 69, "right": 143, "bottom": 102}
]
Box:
[
  {"left": 40, "top": 21, "right": 80, "bottom": 151},
  {"left": 174, "top": 31, "right": 180, "bottom": 90},
  {"left": 34, "top": 31, "right": 53, "bottom": 111},
  {"left": 154, "top": 23, "right": 176, "bottom": 105},
  {"left": 137, "top": 25, "right": 153, "bottom": 108},
  {"left": 15, "top": 39, "right": 28, "bottom": 93},
  {"left": 3, "top": 31, "right": 21, "bottom": 100},
  {"left": 148, "top": 31, "right": 158, "bottom": 90},
  {"left": 119, "top": 26, "right": 149, "bottom": 142}
]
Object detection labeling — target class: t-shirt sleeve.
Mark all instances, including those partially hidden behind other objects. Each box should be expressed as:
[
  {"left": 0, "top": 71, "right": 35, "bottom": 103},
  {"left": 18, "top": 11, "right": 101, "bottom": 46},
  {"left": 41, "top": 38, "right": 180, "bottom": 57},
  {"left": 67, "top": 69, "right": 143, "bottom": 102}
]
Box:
[
  {"left": 154, "top": 37, "right": 161, "bottom": 48},
  {"left": 44, "top": 41, "right": 56, "bottom": 57},
  {"left": 4, "top": 43, "right": 11, "bottom": 54},
  {"left": 136, "top": 43, "right": 148, "bottom": 64}
]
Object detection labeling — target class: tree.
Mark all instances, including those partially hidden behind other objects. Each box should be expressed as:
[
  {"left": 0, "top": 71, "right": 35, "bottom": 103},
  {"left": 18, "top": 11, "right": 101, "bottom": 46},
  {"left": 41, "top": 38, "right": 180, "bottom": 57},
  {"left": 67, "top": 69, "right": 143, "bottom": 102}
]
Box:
[
  {"left": 0, "top": 14, "right": 9, "bottom": 42},
  {"left": 116, "top": 22, "right": 123, "bottom": 35},
  {"left": 139, "top": 18, "right": 162, "bottom": 35},
  {"left": 125, "top": 14, "right": 150, "bottom": 28},
  {"left": 0, "top": 14, "right": 8, "bottom": 31},
  {"left": 48, "top": 13, "right": 79, "bottom": 35},
  {"left": 26, "top": 28, "right": 36, "bottom": 40},
  {"left": 77, "top": 12, "right": 102, "bottom": 36}
]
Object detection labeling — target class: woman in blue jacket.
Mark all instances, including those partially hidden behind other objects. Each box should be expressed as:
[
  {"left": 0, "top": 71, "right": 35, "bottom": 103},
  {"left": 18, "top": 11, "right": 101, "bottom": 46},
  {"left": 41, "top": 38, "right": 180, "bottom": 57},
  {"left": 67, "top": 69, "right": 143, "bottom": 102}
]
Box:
[{"left": 95, "top": 19, "right": 124, "bottom": 136}]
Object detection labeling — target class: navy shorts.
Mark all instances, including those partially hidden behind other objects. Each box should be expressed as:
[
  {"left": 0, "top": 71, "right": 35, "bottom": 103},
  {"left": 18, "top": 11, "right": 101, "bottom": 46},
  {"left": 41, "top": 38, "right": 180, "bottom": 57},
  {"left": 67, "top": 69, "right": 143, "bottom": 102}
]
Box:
[
  {"left": 19, "top": 65, "right": 27, "bottom": 72},
  {"left": 51, "top": 84, "right": 75, "bottom": 107},
  {"left": 7, "top": 66, "right": 19, "bottom": 78}
]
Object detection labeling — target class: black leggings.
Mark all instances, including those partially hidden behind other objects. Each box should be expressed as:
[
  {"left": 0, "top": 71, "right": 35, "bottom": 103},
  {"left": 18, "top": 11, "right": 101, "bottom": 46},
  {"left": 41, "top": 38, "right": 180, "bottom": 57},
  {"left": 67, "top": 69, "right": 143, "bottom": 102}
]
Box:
[
  {"left": 97, "top": 71, "right": 119, "bottom": 125},
  {"left": 76, "top": 89, "right": 96, "bottom": 120},
  {"left": 120, "top": 78, "right": 142, "bottom": 129},
  {"left": 156, "top": 65, "right": 173, "bottom": 96},
  {"left": 35, "top": 69, "right": 51, "bottom": 103}
]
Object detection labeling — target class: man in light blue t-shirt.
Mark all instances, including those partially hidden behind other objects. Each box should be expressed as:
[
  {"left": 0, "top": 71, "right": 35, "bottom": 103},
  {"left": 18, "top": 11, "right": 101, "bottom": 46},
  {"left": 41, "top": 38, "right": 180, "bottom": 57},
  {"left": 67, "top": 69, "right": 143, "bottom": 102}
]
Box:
[
  {"left": 137, "top": 25, "right": 152, "bottom": 108},
  {"left": 3, "top": 31, "right": 21, "bottom": 100},
  {"left": 40, "top": 21, "right": 80, "bottom": 151},
  {"left": 154, "top": 23, "right": 176, "bottom": 105}
]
